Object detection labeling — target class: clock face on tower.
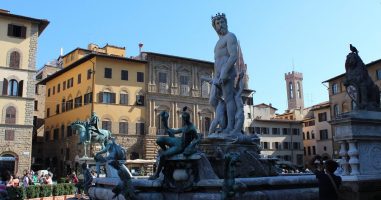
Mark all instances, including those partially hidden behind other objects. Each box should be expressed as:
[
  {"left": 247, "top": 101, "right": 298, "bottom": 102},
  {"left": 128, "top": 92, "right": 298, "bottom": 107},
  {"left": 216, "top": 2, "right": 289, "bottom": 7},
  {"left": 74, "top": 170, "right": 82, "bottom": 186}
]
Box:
[{"left": 346, "top": 84, "right": 358, "bottom": 102}]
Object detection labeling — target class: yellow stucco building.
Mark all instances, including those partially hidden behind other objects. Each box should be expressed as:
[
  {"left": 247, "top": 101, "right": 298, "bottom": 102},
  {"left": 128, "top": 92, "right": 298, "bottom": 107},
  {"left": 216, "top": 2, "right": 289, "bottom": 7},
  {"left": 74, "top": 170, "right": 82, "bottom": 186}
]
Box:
[
  {"left": 0, "top": 9, "right": 48, "bottom": 175},
  {"left": 39, "top": 44, "right": 147, "bottom": 175}
]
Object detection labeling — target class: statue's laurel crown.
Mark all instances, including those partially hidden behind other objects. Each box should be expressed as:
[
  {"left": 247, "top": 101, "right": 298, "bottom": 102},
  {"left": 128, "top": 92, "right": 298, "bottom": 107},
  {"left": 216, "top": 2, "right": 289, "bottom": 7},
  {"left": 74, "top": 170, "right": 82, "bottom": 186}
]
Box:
[{"left": 211, "top": 13, "right": 226, "bottom": 21}]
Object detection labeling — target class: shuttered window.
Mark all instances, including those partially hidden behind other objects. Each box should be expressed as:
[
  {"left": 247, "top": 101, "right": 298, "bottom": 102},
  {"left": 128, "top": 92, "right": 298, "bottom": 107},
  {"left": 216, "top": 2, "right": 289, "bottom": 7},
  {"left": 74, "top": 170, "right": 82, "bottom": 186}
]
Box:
[
  {"left": 8, "top": 24, "right": 26, "bottom": 38},
  {"left": 5, "top": 106, "right": 16, "bottom": 124},
  {"left": 121, "top": 70, "right": 128, "bottom": 80},
  {"left": 136, "top": 122, "right": 145, "bottom": 135},
  {"left": 98, "top": 92, "right": 116, "bottom": 104},
  {"left": 119, "top": 121, "right": 128, "bottom": 134},
  {"left": 9, "top": 51, "right": 20, "bottom": 68},
  {"left": 102, "top": 120, "right": 112, "bottom": 131},
  {"left": 5, "top": 130, "right": 15, "bottom": 141}
]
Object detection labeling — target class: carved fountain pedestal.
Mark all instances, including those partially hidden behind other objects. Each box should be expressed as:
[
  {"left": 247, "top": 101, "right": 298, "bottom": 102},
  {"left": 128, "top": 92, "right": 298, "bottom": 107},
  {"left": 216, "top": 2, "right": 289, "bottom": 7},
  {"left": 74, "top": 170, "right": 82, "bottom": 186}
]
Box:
[
  {"left": 200, "top": 133, "right": 278, "bottom": 178},
  {"left": 331, "top": 110, "right": 381, "bottom": 200},
  {"left": 161, "top": 153, "right": 217, "bottom": 192}
]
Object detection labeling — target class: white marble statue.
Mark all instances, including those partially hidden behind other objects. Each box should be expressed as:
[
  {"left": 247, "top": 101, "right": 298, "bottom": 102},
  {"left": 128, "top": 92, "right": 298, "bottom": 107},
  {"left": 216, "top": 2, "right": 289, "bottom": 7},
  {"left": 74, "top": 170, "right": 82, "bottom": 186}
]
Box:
[{"left": 210, "top": 13, "right": 239, "bottom": 135}]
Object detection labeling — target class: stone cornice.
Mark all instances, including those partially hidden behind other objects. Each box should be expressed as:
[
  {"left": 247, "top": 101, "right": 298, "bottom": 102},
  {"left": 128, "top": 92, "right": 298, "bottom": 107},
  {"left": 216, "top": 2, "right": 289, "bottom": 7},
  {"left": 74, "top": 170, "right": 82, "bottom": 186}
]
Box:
[
  {"left": 0, "top": 95, "right": 34, "bottom": 101},
  {"left": 0, "top": 124, "right": 34, "bottom": 128},
  {"left": 147, "top": 93, "right": 209, "bottom": 103},
  {"left": 0, "top": 66, "right": 36, "bottom": 73}
]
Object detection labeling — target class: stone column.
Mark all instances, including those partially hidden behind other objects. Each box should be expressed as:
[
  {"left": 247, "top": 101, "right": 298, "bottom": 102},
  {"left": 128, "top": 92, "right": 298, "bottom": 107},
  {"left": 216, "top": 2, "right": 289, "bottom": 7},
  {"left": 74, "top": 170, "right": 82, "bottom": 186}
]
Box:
[
  {"left": 347, "top": 140, "right": 360, "bottom": 175},
  {"left": 174, "top": 102, "right": 178, "bottom": 128},
  {"left": 171, "top": 102, "right": 175, "bottom": 128},
  {"left": 172, "top": 63, "right": 176, "bottom": 87},
  {"left": 338, "top": 141, "right": 350, "bottom": 175},
  {"left": 153, "top": 101, "right": 156, "bottom": 130},
  {"left": 194, "top": 67, "right": 199, "bottom": 90},
  {"left": 149, "top": 61, "right": 153, "bottom": 84}
]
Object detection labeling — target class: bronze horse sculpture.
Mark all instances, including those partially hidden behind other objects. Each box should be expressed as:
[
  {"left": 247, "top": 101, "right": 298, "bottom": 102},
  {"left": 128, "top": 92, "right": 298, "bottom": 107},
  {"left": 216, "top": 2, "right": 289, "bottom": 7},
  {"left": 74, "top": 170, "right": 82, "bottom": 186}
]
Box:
[{"left": 71, "top": 120, "right": 112, "bottom": 157}]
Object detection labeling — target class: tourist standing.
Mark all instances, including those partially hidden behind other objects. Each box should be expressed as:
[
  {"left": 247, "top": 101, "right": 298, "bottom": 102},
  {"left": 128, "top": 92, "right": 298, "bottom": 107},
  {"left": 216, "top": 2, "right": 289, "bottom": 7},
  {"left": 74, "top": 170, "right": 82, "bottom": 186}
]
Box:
[
  {"left": 22, "top": 170, "right": 32, "bottom": 187},
  {"left": 44, "top": 174, "right": 53, "bottom": 185},
  {"left": 315, "top": 159, "right": 342, "bottom": 200}
]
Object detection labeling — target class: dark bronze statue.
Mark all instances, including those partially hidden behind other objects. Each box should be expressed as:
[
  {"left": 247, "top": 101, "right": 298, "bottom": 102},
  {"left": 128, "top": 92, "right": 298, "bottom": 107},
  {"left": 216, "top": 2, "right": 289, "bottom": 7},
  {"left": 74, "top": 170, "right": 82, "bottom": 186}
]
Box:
[
  {"left": 344, "top": 44, "right": 380, "bottom": 111},
  {"left": 94, "top": 137, "right": 126, "bottom": 177},
  {"left": 221, "top": 152, "right": 245, "bottom": 200},
  {"left": 109, "top": 160, "right": 137, "bottom": 200},
  {"left": 150, "top": 107, "right": 201, "bottom": 180}
]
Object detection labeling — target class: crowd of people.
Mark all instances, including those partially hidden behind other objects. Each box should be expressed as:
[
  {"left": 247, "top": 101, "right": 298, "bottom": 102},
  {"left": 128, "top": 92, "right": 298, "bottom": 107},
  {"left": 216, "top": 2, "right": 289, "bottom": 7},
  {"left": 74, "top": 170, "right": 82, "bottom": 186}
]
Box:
[{"left": 0, "top": 169, "right": 55, "bottom": 189}]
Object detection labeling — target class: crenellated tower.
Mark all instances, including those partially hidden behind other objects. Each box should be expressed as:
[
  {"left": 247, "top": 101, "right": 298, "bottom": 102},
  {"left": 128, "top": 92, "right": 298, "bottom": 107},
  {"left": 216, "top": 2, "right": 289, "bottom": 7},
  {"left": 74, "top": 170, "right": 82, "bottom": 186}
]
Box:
[{"left": 285, "top": 71, "right": 304, "bottom": 110}]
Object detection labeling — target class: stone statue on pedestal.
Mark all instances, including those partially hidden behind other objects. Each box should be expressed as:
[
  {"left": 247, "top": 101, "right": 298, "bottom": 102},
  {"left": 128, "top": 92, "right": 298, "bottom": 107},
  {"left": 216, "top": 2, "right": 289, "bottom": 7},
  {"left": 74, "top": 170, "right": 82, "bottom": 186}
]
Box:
[
  {"left": 210, "top": 13, "right": 239, "bottom": 135},
  {"left": 199, "top": 13, "right": 278, "bottom": 179},
  {"left": 344, "top": 44, "right": 380, "bottom": 111}
]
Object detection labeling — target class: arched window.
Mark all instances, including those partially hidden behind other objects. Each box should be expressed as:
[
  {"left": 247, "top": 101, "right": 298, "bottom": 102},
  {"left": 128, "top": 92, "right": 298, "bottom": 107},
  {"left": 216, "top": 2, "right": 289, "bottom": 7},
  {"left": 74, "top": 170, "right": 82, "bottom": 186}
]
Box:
[
  {"left": 333, "top": 104, "right": 339, "bottom": 118},
  {"left": 201, "top": 80, "right": 210, "bottom": 98},
  {"left": 179, "top": 75, "right": 190, "bottom": 96},
  {"left": 120, "top": 91, "right": 129, "bottom": 105},
  {"left": 61, "top": 98, "right": 66, "bottom": 112},
  {"left": 204, "top": 117, "right": 211, "bottom": 133},
  {"left": 9, "top": 51, "right": 20, "bottom": 69},
  {"left": 102, "top": 118, "right": 112, "bottom": 131},
  {"left": 289, "top": 82, "right": 293, "bottom": 99},
  {"left": 157, "top": 114, "right": 163, "bottom": 135},
  {"left": 119, "top": 120, "right": 128, "bottom": 134},
  {"left": 0, "top": 154, "right": 16, "bottom": 174},
  {"left": 5, "top": 106, "right": 16, "bottom": 124},
  {"left": 8, "top": 79, "right": 18, "bottom": 96},
  {"left": 297, "top": 82, "right": 301, "bottom": 98},
  {"left": 136, "top": 90, "right": 144, "bottom": 106},
  {"left": 158, "top": 72, "right": 168, "bottom": 94}
]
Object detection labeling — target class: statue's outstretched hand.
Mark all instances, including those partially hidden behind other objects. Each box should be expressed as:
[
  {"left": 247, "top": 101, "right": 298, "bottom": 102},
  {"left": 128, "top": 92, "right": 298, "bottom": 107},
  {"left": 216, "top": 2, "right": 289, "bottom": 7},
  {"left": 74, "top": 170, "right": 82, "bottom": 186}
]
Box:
[{"left": 167, "top": 129, "right": 175, "bottom": 137}]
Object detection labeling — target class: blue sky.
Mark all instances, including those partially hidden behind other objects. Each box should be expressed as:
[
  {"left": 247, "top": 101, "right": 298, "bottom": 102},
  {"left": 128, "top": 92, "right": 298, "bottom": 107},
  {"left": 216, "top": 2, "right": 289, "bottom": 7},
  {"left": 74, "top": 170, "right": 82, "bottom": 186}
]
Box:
[{"left": 2, "top": 0, "right": 381, "bottom": 112}]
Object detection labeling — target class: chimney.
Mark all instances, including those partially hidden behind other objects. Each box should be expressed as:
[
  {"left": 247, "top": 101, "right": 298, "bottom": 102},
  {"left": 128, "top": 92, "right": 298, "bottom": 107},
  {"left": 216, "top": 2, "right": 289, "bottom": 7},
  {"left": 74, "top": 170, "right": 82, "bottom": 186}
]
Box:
[
  {"left": 138, "top": 43, "right": 144, "bottom": 59},
  {"left": 60, "top": 48, "right": 63, "bottom": 56},
  {"left": 138, "top": 43, "right": 143, "bottom": 54}
]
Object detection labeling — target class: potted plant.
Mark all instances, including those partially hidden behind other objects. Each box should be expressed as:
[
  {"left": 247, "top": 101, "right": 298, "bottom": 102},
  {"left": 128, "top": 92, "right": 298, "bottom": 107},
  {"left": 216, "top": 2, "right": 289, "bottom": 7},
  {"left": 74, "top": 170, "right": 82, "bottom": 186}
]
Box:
[
  {"left": 52, "top": 184, "right": 65, "bottom": 200},
  {"left": 7, "top": 186, "right": 25, "bottom": 200},
  {"left": 25, "top": 185, "right": 40, "bottom": 200},
  {"left": 39, "top": 185, "right": 53, "bottom": 200},
  {"left": 63, "top": 183, "right": 76, "bottom": 200}
]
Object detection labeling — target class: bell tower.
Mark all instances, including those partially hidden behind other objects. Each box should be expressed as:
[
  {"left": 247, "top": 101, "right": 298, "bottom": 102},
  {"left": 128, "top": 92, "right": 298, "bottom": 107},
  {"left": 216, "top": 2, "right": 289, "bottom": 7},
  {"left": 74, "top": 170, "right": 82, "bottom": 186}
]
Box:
[{"left": 285, "top": 71, "right": 304, "bottom": 110}]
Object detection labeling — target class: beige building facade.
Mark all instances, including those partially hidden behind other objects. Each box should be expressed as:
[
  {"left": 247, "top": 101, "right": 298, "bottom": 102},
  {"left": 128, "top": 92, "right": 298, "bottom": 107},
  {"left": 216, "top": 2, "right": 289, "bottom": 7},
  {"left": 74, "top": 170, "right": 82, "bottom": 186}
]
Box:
[
  {"left": 302, "top": 101, "right": 333, "bottom": 167},
  {"left": 32, "top": 62, "right": 61, "bottom": 169},
  {"left": 38, "top": 45, "right": 215, "bottom": 176},
  {"left": 252, "top": 104, "right": 304, "bottom": 167},
  {"left": 140, "top": 52, "right": 214, "bottom": 161},
  {"left": 39, "top": 44, "right": 147, "bottom": 176},
  {"left": 0, "top": 9, "right": 48, "bottom": 175}
]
